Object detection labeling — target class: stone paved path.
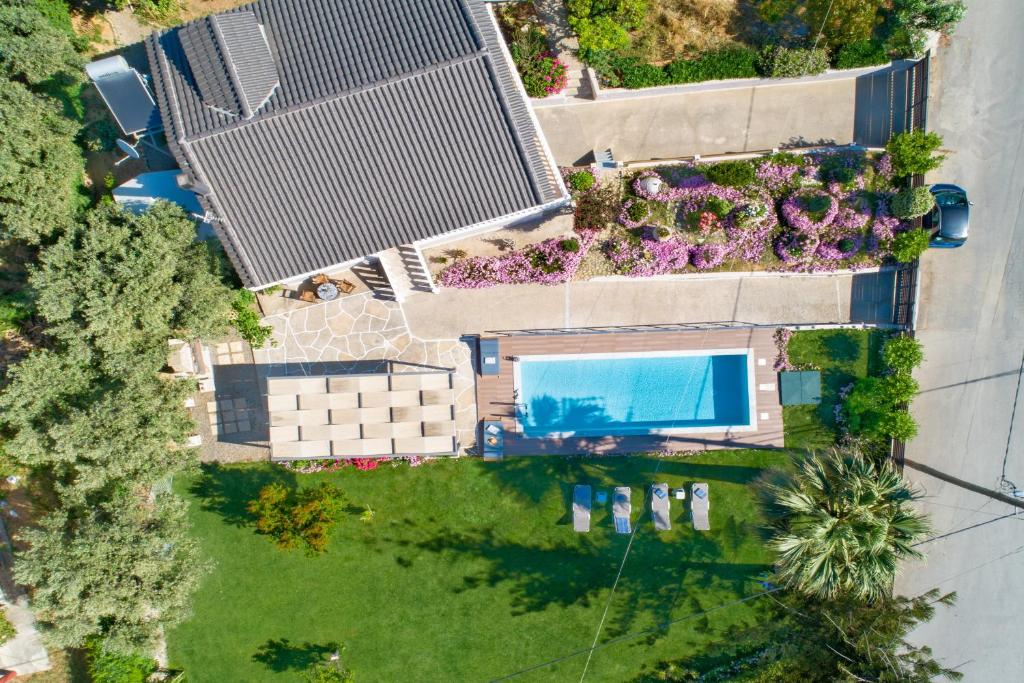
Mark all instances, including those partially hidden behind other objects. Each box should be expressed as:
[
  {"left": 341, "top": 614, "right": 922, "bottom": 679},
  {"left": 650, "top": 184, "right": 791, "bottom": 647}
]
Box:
[{"left": 254, "top": 293, "right": 478, "bottom": 451}]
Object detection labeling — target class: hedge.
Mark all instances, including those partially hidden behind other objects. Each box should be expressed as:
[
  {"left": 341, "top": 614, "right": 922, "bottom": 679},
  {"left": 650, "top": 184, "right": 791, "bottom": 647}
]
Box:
[
  {"left": 835, "top": 39, "right": 890, "bottom": 69},
  {"left": 664, "top": 46, "right": 759, "bottom": 84},
  {"left": 757, "top": 46, "right": 830, "bottom": 78}
]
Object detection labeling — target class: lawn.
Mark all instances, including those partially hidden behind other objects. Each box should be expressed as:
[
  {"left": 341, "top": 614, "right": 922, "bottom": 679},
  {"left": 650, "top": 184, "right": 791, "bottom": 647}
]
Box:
[
  {"left": 783, "top": 328, "right": 887, "bottom": 451},
  {"left": 170, "top": 451, "right": 788, "bottom": 682}
]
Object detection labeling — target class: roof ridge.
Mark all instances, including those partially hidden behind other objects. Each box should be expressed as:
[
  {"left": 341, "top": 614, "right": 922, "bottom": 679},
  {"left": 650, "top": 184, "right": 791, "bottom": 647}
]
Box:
[{"left": 182, "top": 47, "right": 489, "bottom": 144}]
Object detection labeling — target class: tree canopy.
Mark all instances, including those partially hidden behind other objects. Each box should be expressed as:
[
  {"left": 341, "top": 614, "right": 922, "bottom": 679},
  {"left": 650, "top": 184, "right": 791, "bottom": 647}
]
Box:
[
  {"left": 32, "top": 201, "right": 233, "bottom": 375},
  {"left": 14, "top": 494, "right": 210, "bottom": 653},
  {"left": 0, "top": 78, "right": 82, "bottom": 242},
  {"left": 767, "top": 449, "right": 930, "bottom": 601},
  {"left": 0, "top": 4, "right": 81, "bottom": 87}
]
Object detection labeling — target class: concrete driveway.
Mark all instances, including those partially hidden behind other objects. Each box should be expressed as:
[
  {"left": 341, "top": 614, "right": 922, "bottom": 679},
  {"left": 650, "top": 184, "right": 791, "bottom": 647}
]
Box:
[
  {"left": 534, "top": 65, "right": 916, "bottom": 164},
  {"left": 894, "top": 1, "right": 1024, "bottom": 679}
]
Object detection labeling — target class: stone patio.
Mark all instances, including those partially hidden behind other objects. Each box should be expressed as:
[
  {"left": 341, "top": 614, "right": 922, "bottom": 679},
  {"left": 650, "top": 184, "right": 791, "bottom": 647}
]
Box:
[{"left": 254, "top": 292, "right": 478, "bottom": 452}]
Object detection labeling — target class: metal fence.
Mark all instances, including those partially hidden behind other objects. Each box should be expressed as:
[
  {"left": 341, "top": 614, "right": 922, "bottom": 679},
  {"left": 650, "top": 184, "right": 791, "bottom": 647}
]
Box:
[{"left": 485, "top": 321, "right": 882, "bottom": 337}]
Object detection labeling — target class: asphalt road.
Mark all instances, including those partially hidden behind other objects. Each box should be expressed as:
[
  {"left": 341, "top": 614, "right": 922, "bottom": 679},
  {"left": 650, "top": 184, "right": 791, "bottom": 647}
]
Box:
[{"left": 894, "top": 1, "right": 1024, "bottom": 679}]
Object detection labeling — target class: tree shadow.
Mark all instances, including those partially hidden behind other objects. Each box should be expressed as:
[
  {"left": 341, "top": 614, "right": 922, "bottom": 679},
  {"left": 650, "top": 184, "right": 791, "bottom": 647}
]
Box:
[
  {"left": 188, "top": 462, "right": 296, "bottom": 527},
  {"left": 824, "top": 331, "right": 861, "bottom": 363},
  {"left": 251, "top": 638, "right": 340, "bottom": 672}
]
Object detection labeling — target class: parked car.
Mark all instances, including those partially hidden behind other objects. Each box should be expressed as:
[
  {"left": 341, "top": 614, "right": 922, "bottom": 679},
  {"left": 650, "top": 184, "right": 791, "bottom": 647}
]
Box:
[{"left": 926, "top": 184, "right": 971, "bottom": 248}]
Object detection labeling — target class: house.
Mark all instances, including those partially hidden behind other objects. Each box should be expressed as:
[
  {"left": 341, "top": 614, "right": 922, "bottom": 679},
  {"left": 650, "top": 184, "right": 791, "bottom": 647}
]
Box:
[{"left": 145, "top": 0, "right": 567, "bottom": 291}]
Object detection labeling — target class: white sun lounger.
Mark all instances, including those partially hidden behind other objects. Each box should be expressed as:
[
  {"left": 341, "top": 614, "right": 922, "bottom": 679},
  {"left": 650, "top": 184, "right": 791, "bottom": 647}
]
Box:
[
  {"left": 573, "top": 485, "right": 591, "bottom": 533},
  {"left": 651, "top": 483, "right": 671, "bottom": 531},
  {"left": 691, "top": 482, "right": 710, "bottom": 531},
  {"left": 613, "top": 487, "right": 631, "bottom": 534}
]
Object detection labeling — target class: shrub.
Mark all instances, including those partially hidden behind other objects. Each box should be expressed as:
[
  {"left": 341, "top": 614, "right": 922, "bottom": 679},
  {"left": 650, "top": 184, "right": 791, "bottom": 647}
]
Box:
[
  {"left": 248, "top": 482, "right": 347, "bottom": 555},
  {"left": 574, "top": 184, "right": 618, "bottom": 230},
  {"left": 517, "top": 54, "right": 569, "bottom": 97},
  {"left": 879, "top": 409, "right": 918, "bottom": 440},
  {"left": 879, "top": 372, "right": 919, "bottom": 404},
  {"left": 757, "top": 46, "right": 830, "bottom": 78},
  {"left": 806, "top": 0, "right": 886, "bottom": 50},
  {"left": 568, "top": 170, "right": 595, "bottom": 192},
  {"left": 885, "top": 130, "right": 945, "bottom": 177},
  {"left": 232, "top": 289, "right": 273, "bottom": 349},
  {"left": 627, "top": 199, "right": 650, "bottom": 222},
  {"left": 611, "top": 57, "right": 667, "bottom": 89},
  {"left": 835, "top": 39, "right": 890, "bottom": 68},
  {"left": 559, "top": 237, "right": 581, "bottom": 253},
  {"left": 884, "top": 0, "right": 967, "bottom": 57},
  {"left": 702, "top": 160, "right": 756, "bottom": 188},
  {"left": 87, "top": 639, "right": 157, "bottom": 683},
  {"left": 664, "top": 46, "right": 759, "bottom": 84},
  {"left": 0, "top": 608, "right": 14, "bottom": 646},
  {"left": 890, "top": 228, "right": 931, "bottom": 262},
  {"left": 575, "top": 16, "right": 630, "bottom": 57},
  {"left": 883, "top": 334, "right": 924, "bottom": 373},
  {"left": 703, "top": 195, "right": 734, "bottom": 218},
  {"left": 890, "top": 186, "right": 935, "bottom": 218},
  {"left": 447, "top": 248, "right": 467, "bottom": 259}
]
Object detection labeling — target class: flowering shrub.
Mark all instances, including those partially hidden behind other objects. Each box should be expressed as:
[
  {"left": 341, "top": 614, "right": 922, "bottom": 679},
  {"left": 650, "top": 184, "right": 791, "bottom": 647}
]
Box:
[
  {"left": 618, "top": 199, "right": 649, "bottom": 228},
  {"left": 774, "top": 232, "right": 819, "bottom": 264},
  {"left": 755, "top": 161, "right": 801, "bottom": 195},
  {"left": 691, "top": 243, "right": 728, "bottom": 270},
  {"left": 781, "top": 189, "right": 839, "bottom": 232},
  {"left": 352, "top": 458, "right": 381, "bottom": 471},
  {"left": 518, "top": 54, "right": 569, "bottom": 97},
  {"left": 816, "top": 236, "right": 862, "bottom": 260},
  {"left": 773, "top": 327, "right": 794, "bottom": 371},
  {"left": 605, "top": 236, "right": 691, "bottom": 277},
  {"left": 439, "top": 230, "right": 598, "bottom": 288}
]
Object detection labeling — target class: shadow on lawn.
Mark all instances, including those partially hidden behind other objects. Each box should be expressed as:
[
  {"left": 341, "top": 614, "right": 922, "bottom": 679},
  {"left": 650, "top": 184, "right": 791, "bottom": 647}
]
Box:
[
  {"left": 251, "top": 638, "right": 340, "bottom": 672},
  {"left": 188, "top": 463, "right": 297, "bottom": 527}
]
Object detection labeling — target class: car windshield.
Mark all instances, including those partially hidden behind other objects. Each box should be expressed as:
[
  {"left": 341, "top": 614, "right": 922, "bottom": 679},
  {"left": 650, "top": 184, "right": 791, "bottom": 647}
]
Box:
[{"left": 935, "top": 191, "right": 968, "bottom": 207}]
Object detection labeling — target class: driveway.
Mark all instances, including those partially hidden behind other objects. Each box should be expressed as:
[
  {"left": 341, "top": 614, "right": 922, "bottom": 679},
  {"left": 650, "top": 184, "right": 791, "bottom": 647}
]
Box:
[
  {"left": 402, "top": 270, "right": 897, "bottom": 338},
  {"left": 894, "top": 1, "right": 1024, "bottom": 679},
  {"left": 534, "top": 65, "right": 916, "bottom": 164}
]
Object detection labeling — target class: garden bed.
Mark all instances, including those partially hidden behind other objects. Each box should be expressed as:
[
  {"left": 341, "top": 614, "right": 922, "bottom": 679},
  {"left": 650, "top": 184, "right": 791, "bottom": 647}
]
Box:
[
  {"left": 435, "top": 150, "right": 925, "bottom": 289},
  {"left": 566, "top": 0, "right": 959, "bottom": 89}
]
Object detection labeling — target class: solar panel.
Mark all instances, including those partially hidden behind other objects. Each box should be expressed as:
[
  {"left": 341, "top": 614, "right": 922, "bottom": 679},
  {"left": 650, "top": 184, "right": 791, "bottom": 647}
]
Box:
[{"left": 93, "top": 70, "right": 161, "bottom": 136}]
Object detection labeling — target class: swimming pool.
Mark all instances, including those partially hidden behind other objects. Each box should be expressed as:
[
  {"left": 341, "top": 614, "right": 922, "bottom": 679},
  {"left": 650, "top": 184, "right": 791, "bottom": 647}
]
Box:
[{"left": 513, "top": 349, "right": 756, "bottom": 438}]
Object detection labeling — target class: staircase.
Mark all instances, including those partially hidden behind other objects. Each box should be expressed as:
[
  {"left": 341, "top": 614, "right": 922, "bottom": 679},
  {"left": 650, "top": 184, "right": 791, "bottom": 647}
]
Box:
[{"left": 377, "top": 245, "right": 436, "bottom": 303}]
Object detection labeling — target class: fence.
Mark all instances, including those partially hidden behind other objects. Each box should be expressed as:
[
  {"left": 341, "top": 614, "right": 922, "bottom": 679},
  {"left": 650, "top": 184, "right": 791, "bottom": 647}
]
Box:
[{"left": 486, "top": 321, "right": 882, "bottom": 337}]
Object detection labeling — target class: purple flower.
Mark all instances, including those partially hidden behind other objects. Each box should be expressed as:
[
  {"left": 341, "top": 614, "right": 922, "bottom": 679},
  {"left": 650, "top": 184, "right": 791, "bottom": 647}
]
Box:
[
  {"left": 604, "top": 236, "right": 690, "bottom": 277},
  {"left": 691, "top": 243, "right": 728, "bottom": 270},
  {"left": 756, "top": 162, "right": 800, "bottom": 194},
  {"left": 618, "top": 199, "right": 649, "bottom": 228},
  {"left": 439, "top": 230, "right": 598, "bottom": 288},
  {"left": 780, "top": 189, "right": 838, "bottom": 234}
]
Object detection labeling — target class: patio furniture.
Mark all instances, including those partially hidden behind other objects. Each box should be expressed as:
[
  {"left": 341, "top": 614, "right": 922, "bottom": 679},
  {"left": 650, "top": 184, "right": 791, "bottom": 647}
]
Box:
[
  {"left": 673, "top": 488, "right": 686, "bottom": 501},
  {"left": 779, "top": 370, "right": 822, "bottom": 405},
  {"left": 317, "top": 282, "right": 339, "bottom": 301},
  {"left": 478, "top": 337, "right": 501, "bottom": 376},
  {"left": 333, "top": 278, "right": 356, "bottom": 294},
  {"left": 298, "top": 290, "right": 317, "bottom": 303},
  {"left": 691, "top": 483, "right": 710, "bottom": 531},
  {"left": 596, "top": 490, "right": 607, "bottom": 505},
  {"left": 573, "top": 485, "right": 591, "bottom": 533},
  {"left": 613, "top": 487, "right": 631, "bottom": 534},
  {"left": 482, "top": 420, "right": 504, "bottom": 461},
  {"left": 311, "top": 273, "right": 330, "bottom": 285},
  {"left": 651, "top": 483, "right": 670, "bottom": 531}
]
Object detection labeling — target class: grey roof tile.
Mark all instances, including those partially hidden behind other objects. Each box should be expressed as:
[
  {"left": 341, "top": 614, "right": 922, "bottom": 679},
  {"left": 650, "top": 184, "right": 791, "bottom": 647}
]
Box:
[{"left": 147, "top": 0, "right": 564, "bottom": 287}]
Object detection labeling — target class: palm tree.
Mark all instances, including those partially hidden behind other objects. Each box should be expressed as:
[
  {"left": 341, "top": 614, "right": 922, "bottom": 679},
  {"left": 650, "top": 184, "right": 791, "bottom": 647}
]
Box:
[{"left": 767, "top": 448, "right": 930, "bottom": 601}]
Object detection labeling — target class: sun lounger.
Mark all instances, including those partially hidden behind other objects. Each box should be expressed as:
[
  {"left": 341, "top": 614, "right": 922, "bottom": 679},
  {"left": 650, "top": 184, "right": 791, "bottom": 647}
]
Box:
[
  {"left": 691, "top": 483, "right": 710, "bottom": 531},
  {"left": 651, "top": 483, "right": 671, "bottom": 531},
  {"left": 613, "top": 487, "right": 631, "bottom": 534},
  {"left": 573, "top": 485, "right": 591, "bottom": 533}
]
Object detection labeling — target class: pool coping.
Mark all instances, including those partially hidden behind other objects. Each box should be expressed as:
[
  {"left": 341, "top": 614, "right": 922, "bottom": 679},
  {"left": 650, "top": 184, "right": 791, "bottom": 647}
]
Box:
[{"left": 510, "top": 348, "right": 758, "bottom": 438}]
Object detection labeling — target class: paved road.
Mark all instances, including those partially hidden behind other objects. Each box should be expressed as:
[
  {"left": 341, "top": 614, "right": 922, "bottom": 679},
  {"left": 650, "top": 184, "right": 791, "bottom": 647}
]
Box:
[
  {"left": 403, "top": 270, "right": 896, "bottom": 339},
  {"left": 894, "top": 1, "right": 1024, "bottom": 680}
]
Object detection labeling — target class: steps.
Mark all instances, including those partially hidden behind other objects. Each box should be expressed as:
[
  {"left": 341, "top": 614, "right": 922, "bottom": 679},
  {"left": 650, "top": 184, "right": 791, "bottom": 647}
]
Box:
[{"left": 377, "top": 245, "right": 436, "bottom": 303}]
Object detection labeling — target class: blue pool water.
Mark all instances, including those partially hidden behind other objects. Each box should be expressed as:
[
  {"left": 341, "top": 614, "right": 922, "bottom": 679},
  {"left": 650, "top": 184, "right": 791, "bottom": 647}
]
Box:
[{"left": 516, "top": 352, "right": 751, "bottom": 437}]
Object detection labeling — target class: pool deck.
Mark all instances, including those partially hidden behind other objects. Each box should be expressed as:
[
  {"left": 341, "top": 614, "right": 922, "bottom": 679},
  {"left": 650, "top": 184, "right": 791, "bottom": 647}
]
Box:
[{"left": 475, "top": 328, "right": 784, "bottom": 455}]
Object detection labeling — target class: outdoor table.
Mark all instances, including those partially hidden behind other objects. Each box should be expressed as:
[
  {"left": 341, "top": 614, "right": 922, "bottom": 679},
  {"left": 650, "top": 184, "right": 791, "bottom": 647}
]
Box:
[{"left": 316, "top": 282, "right": 339, "bottom": 301}]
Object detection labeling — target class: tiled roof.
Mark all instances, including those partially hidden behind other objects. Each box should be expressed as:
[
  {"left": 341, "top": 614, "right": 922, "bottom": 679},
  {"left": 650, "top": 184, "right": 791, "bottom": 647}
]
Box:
[{"left": 147, "top": 0, "right": 563, "bottom": 288}]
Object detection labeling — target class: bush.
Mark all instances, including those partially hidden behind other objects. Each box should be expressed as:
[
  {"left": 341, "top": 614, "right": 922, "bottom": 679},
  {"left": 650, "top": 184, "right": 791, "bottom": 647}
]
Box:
[
  {"left": 879, "top": 409, "right": 918, "bottom": 440},
  {"left": 627, "top": 199, "right": 650, "bottom": 221},
  {"left": 702, "top": 160, "right": 756, "bottom": 188},
  {"left": 575, "top": 16, "right": 630, "bottom": 57},
  {"left": 884, "top": 0, "right": 967, "bottom": 57},
  {"left": 757, "top": 46, "right": 830, "bottom": 78},
  {"left": 806, "top": 0, "right": 886, "bottom": 50},
  {"left": 248, "top": 482, "right": 347, "bottom": 555},
  {"left": 87, "top": 639, "right": 157, "bottom": 683},
  {"left": 611, "top": 56, "right": 666, "bottom": 89},
  {"left": 883, "top": 334, "right": 924, "bottom": 373},
  {"left": 890, "top": 228, "right": 931, "bottom": 262},
  {"left": 559, "top": 237, "right": 581, "bottom": 252},
  {"left": 845, "top": 375, "right": 920, "bottom": 439},
  {"left": 568, "top": 170, "right": 595, "bottom": 192},
  {"left": 886, "top": 130, "right": 945, "bottom": 177},
  {"left": 835, "top": 39, "right": 890, "bottom": 68},
  {"left": 0, "top": 608, "right": 14, "bottom": 646},
  {"left": 574, "top": 184, "right": 618, "bottom": 229},
  {"left": 890, "top": 186, "right": 935, "bottom": 218},
  {"left": 879, "top": 372, "right": 919, "bottom": 404},
  {"left": 232, "top": 289, "right": 273, "bottom": 348},
  {"left": 664, "top": 46, "right": 759, "bottom": 84}
]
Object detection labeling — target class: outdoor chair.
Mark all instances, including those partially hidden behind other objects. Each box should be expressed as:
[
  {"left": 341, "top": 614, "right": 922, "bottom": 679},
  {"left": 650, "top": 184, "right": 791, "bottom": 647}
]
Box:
[
  {"left": 333, "top": 278, "right": 356, "bottom": 294},
  {"left": 651, "top": 483, "right": 670, "bottom": 531},
  {"left": 613, "top": 487, "right": 631, "bottom": 534},
  {"left": 311, "top": 273, "right": 330, "bottom": 286},
  {"left": 573, "top": 485, "right": 591, "bottom": 533},
  {"left": 691, "top": 483, "right": 710, "bottom": 531}
]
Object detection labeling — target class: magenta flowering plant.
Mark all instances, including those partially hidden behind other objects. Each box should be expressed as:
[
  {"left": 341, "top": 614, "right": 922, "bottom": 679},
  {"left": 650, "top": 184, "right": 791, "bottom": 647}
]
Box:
[
  {"left": 773, "top": 327, "right": 794, "bottom": 371},
  {"left": 780, "top": 189, "right": 839, "bottom": 233},
  {"left": 755, "top": 161, "right": 801, "bottom": 195},
  {"left": 875, "top": 153, "right": 894, "bottom": 182},
  {"left": 603, "top": 235, "right": 690, "bottom": 277},
  {"left": 816, "top": 236, "right": 863, "bottom": 260},
  {"left": 774, "top": 231, "right": 819, "bottom": 264},
  {"left": 618, "top": 199, "right": 650, "bottom": 228},
  {"left": 439, "top": 230, "right": 598, "bottom": 288},
  {"left": 690, "top": 243, "right": 729, "bottom": 270}
]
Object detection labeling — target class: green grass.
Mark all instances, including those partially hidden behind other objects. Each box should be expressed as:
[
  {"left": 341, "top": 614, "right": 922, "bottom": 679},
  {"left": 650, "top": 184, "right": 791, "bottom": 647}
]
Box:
[
  {"left": 783, "top": 328, "right": 887, "bottom": 451},
  {"left": 170, "top": 451, "right": 789, "bottom": 682}
]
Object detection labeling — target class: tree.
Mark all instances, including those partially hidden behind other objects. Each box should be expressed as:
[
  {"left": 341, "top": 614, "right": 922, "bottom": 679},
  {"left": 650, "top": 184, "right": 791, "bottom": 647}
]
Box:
[
  {"left": 766, "top": 449, "right": 930, "bottom": 601},
  {"left": 32, "top": 201, "right": 233, "bottom": 375},
  {"left": 890, "top": 227, "right": 932, "bottom": 263},
  {"left": 805, "top": 0, "right": 885, "bottom": 50},
  {"left": 0, "top": 349, "right": 197, "bottom": 503},
  {"left": 885, "top": 0, "right": 966, "bottom": 56},
  {"left": 0, "top": 78, "right": 82, "bottom": 243},
  {"left": 883, "top": 334, "right": 924, "bottom": 373},
  {"left": 0, "top": 4, "right": 81, "bottom": 86},
  {"left": 885, "top": 130, "right": 945, "bottom": 177},
  {"left": 248, "top": 482, "right": 346, "bottom": 555},
  {"left": 14, "top": 493, "right": 210, "bottom": 654}
]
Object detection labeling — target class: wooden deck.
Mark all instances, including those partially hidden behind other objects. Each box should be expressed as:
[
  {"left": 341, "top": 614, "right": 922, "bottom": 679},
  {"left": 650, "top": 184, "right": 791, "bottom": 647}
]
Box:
[{"left": 475, "top": 328, "right": 784, "bottom": 455}]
